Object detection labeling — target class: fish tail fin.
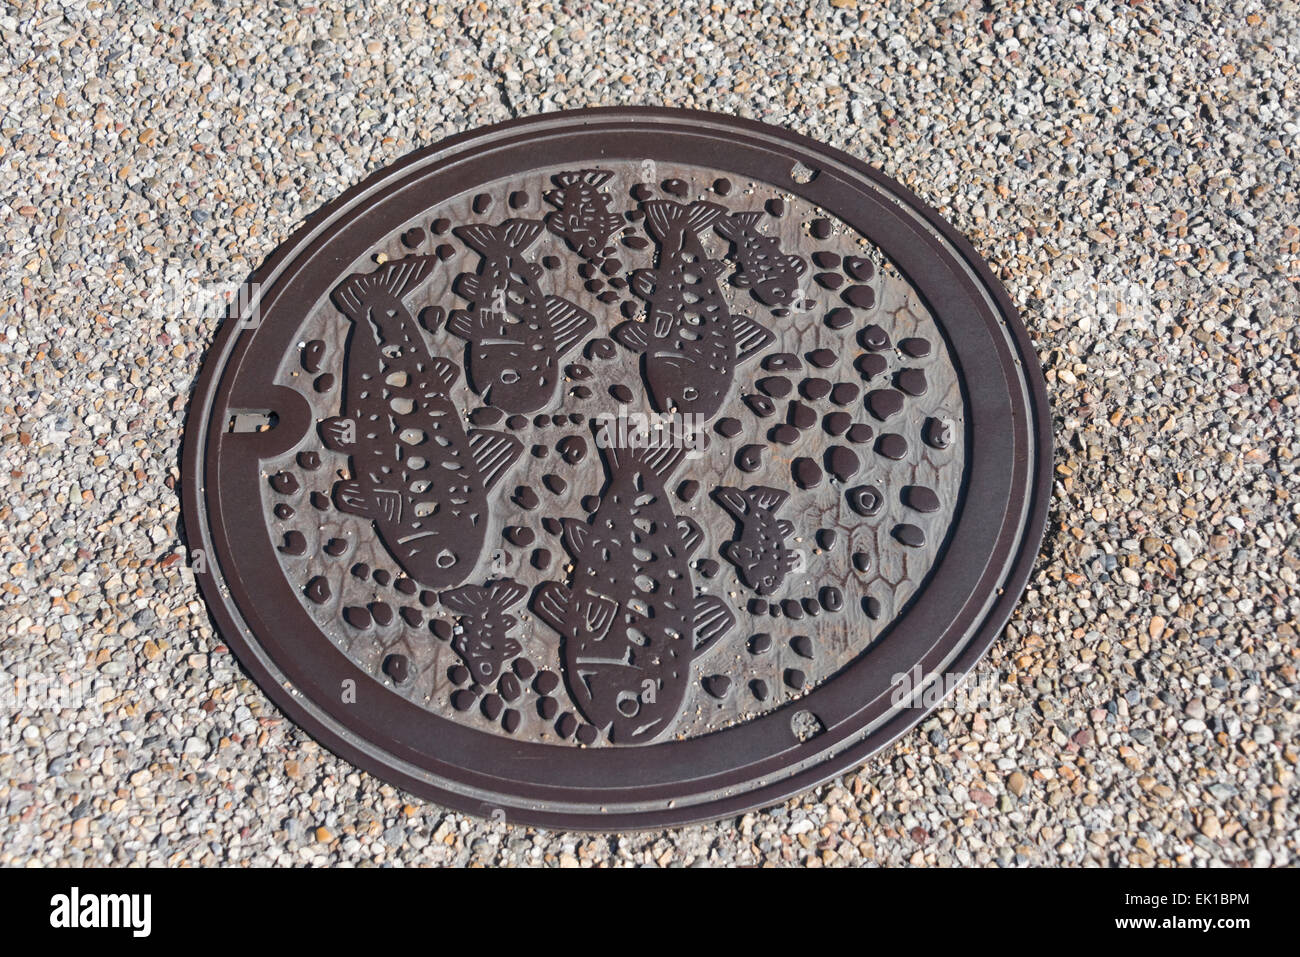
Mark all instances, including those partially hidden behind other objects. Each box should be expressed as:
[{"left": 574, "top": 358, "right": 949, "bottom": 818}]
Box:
[
  {"left": 714, "top": 210, "right": 762, "bottom": 240},
  {"left": 598, "top": 424, "right": 688, "bottom": 481},
  {"left": 684, "top": 201, "right": 728, "bottom": 233},
  {"left": 677, "top": 516, "right": 704, "bottom": 557},
  {"left": 692, "top": 594, "right": 736, "bottom": 656},
  {"left": 439, "top": 583, "right": 489, "bottom": 616},
  {"left": 454, "top": 220, "right": 545, "bottom": 256},
  {"left": 746, "top": 485, "right": 790, "bottom": 514},
  {"left": 467, "top": 428, "right": 524, "bottom": 491},
  {"left": 330, "top": 255, "right": 438, "bottom": 316},
  {"left": 712, "top": 485, "right": 751, "bottom": 519},
  {"left": 730, "top": 313, "right": 776, "bottom": 362},
  {"left": 640, "top": 200, "right": 687, "bottom": 241},
  {"left": 532, "top": 581, "right": 572, "bottom": 636},
  {"left": 487, "top": 578, "right": 529, "bottom": 610},
  {"left": 445, "top": 307, "right": 496, "bottom": 344},
  {"left": 542, "top": 296, "right": 596, "bottom": 356},
  {"left": 581, "top": 169, "right": 614, "bottom": 187}
]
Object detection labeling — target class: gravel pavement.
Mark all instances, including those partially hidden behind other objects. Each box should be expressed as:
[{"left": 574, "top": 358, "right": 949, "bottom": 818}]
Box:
[{"left": 1, "top": 0, "right": 1297, "bottom": 866}]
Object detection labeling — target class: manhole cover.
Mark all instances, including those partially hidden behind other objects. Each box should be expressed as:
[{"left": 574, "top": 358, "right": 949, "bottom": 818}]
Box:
[{"left": 182, "top": 108, "right": 1050, "bottom": 829}]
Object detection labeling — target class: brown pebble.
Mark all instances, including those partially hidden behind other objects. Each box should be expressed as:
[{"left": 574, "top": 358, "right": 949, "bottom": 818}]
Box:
[
  {"left": 750, "top": 679, "right": 770, "bottom": 701},
  {"left": 792, "top": 457, "right": 822, "bottom": 489},
  {"left": 513, "top": 485, "right": 540, "bottom": 510},
  {"left": 846, "top": 423, "right": 874, "bottom": 444},
  {"left": 852, "top": 551, "right": 872, "bottom": 573},
  {"left": 790, "top": 635, "right": 814, "bottom": 658},
  {"left": 825, "top": 308, "right": 854, "bottom": 330},
  {"left": 896, "top": 368, "right": 928, "bottom": 396},
  {"left": 877, "top": 433, "right": 908, "bottom": 460},
  {"left": 469, "top": 407, "right": 503, "bottom": 426},
  {"left": 505, "top": 526, "right": 535, "bottom": 547},
  {"left": 302, "top": 339, "right": 326, "bottom": 373},
  {"left": 867, "top": 389, "right": 904, "bottom": 420},
  {"left": 899, "top": 337, "right": 931, "bottom": 358},
  {"left": 713, "top": 177, "right": 732, "bottom": 195},
  {"left": 823, "top": 411, "right": 852, "bottom": 436},
  {"left": 784, "top": 668, "right": 807, "bottom": 690},
  {"left": 820, "top": 586, "right": 844, "bottom": 612},
  {"left": 788, "top": 401, "right": 818, "bottom": 430},
  {"left": 532, "top": 548, "right": 551, "bottom": 569},
  {"left": 767, "top": 197, "right": 785, "bottom": 216},
  {"left": 800, "top": 378, "right": 832, "bottom": 400},
  {"left": 825, "top": 445, "right": 859, "bottom": 482},
  {"left": 771, "top": 423, "right": 800, "bottom": 445},
  {"left": 586, "top": 338, "right": 616, "bottom": 360},
  {"left": 557, "top": 435, "right": 587, "bottom": 464},
  {"left": 305, "top": 577, "right": 330, "bottom": 604},
  {"left": 924, "top": 417, "right": 953, "bottom": 449},
  {"left": 855, "top": 352, "right": 888, "bottom": 380},
  {"left": 844, "top": 285, "right": 876, "bottom": 309},
  {"left": 744, "top": 394, "right": 776, "bottom": 417},
  {"left": 844, "top": 256, "right": 875, "bottom": 281},
  {"left": 581, "top": 494, "right": 601, "bottom": 513},
  {"left": 817, "top": 529, "right": 837, "bottom": 550},
  {"left": 749, "top": 633, "right": 772, "bottom": 654},
  {"left": 270, "top": 472, "right": 298, "bottom": 495},
  {"left": 506, "top": 414, "right": 529, "bottom": 430},
  {"left": 609, "top": 383, "right": 634, "bottom": 403},
  {"left": 764, "top": 352, "right": 801, "bottom": 372},
  {"left": 758, "top": 376, "right": 792, "bottom": 398},
  {"left": 894, "top": 524, "right": 926, "bottom": 548},
  {"left": 781, "top": 598, "right": 804, "bottom": 620},
  {"left": 830, "top": 382, "right": 860, "bottom": 405},
  {"left": 905, "top": 486, "right": 941, "bottom": 512},
  {"left": 702, "top": 674, "right": 732, "bottom": 699},
  {"left": 543, "top": 473, "right": 568, "bottom": 495},
  {"left": 678, "top": 480, "right": 700, "bottom": 502},
  {"left": 847, "top": 485, "right": 883, "bottom": 516},
  {"left": 383, "top": 654, "right": 409, "bottom": 683},
  {"left": 859, "top": 325, "right": 890, "bottom": 351},
  {"left": 279, "top": 531, "right": 306, "bottom": 555},
  {"left": 737, "top": 444, "right": 765, "bottom": 472},
  {"left": 815, "top": 272, "right": 844, "bottom": 290},
  {"left": 807, "top": 348, "right": 836, "bottom": 369},
  {"left": 716, "top": 417, "right": 743, "bottom": 437}
]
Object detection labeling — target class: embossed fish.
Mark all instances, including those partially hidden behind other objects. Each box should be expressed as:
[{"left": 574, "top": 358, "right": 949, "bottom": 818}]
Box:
[
  {"left": 613, "top": 200, "right": 775, "bottom": 418},
  {"left": 533, "top": 426, "right": 736, "bottom": 743},
  {"left": 714, "top": 211, "right": 808, "bottom": 307},
  {"left": 321, "top": 256, "right": 524, "bottom": 588},
  {"left": 447, "top": 219, "right": 595, "bottom": 413},
  {"left": 544, "top": 169, "right": 626, "bottom": 262},
  {"left": 441, "top": 579, "right": 528, "bottom": 684},
  {"left": 713, "top": 486, "right": 799, "bottom": 596}
]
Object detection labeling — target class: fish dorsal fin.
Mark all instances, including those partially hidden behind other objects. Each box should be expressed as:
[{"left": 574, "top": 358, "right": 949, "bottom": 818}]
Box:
[
  {"left": 531, "top": 581, "right": 572, "bottom": 636},
  {"left": 601, "top": 432, "right": 687, "bottom": 480},
  {"left": 730, "top": 313, "right": 776, "bottom": 362},
  {"left": 331, "top": 256, "right": 437, "bottom": 315},
  {"left": 611, "top": 319, "right": 651, "bottom": 354},
  {"left": 542, "top": 296, "right": 596, "bottom": 356},
  {"left": 712, "top": 486, "right": 750, "bottom": 520},
  {"left": 467, "top": 429, "right": 523, "bottom": 490},
  {"left": 501, "top": 218, "right": 546, "bottom": 252},
  {"left": 692, "top": 594, "right": 736, "bottom": 656},
  {"left": 731, "top": 211, "right": 764, "bottom": 229},
  {"left": 581, "top": 169, "right": 614, "bottom": 187},
  {"left": 424, "top": 355, "right": 460, "bottom": 393},
  {"left": 445, "top": 308, "right": 491, "bottom": 343},
  {"left": 487, "top": 578, "right": 528, "bottom": 610},
  {"left": 775, "top": 518, "right": 795, "bottom": 539},
  {"left": 677, "top": 516, "right": 704, "bottom": 557},
  {"left": 684, "top": 201, "right": 728, "bottom": 234},
  {"left": 559, "top": 518, "right": 591, "bottom": 560},
  {"left": 439, "top": 583, "right": 489, "bottom": 616},
  {"left": 332, "top": 479, "right": 374, "bottom": 518},
  {"left": 454, "top": 220, "right": 545, "bottom": 256},
  {"left": 746, "top": 486, "right": 789, "bottom": 513}
]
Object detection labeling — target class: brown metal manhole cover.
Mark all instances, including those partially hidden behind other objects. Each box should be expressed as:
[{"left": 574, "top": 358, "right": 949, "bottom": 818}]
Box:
[{"left": 182, "top": 108, "right": 1050, "bottom": 829}]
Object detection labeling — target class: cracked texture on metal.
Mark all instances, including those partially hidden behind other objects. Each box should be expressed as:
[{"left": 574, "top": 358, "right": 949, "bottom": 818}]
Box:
[{"left": 183, "top": 110, "right": 1048, "bottom": 829}]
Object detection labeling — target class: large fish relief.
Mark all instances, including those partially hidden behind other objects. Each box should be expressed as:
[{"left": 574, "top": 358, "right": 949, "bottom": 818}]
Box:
[
  {"left": 447, "top": 219, "right": 595, "bottom": 413},
  {"left": 714, "top": 211, "right": 808, "bottom": 307},
  {"left": 320, "top": 256, "right": 523, "bottom": 589},
  {"left": 713, "top": 485, "right": 799, "bottom": 596},
  {"left": 532, "top": 426, "right": 736, "bottom": 743},
  {"left": 613, "top": 200, "right": 774, "bottom": 418}
]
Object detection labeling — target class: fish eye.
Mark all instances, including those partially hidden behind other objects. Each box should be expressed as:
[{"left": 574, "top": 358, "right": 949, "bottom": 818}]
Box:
[
  {"left": 436, "top": 549, "right": 457, "bottom": 568},
  {"left": 682, "top": 386, "right": 698, "bottom": 401},
  {"left": 500, "top": 369, "right": 519, "bottom": 384}
]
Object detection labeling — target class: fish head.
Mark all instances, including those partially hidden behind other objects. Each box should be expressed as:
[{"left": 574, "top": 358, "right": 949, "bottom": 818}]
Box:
[
  {"left": 644, "top": 351, "right": 725, "bottom": 418},
  {"left": 483, "top": 362, "right": 551, "bottom": 412},
  {"left": 397, "top": 534, "right": 473, "bottom": 589}
]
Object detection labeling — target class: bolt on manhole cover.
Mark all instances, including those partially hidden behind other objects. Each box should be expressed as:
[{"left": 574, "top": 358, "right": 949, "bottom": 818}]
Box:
[{"left": 182, "top": 108, "right": 1050, "bottom": 829}]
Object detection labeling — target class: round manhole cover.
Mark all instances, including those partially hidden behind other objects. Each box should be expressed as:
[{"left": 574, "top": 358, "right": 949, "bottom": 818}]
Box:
[{"left": 182, "top": 108, "right": 1050, "bottom": 829}]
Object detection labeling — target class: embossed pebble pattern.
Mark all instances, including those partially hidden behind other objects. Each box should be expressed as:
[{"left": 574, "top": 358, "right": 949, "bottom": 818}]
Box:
[{"left": 7, "top": 0, "right": 1293, "bottom": 864}]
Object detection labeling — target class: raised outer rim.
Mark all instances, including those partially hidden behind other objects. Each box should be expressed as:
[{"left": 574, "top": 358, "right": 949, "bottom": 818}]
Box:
[{"left": 181, "top": 107, "right": 1052, "bottom": 831}]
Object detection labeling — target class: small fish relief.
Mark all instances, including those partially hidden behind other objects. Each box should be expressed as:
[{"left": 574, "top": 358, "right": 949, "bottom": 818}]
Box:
[
  {"left": 448, "top": 219, "right": 596, "bottom": 414},
  {"left": 712, "top": 486, "right": 800, "bottom": 596},
  {"left": 714, "top": 211, "right": 808, "bottom": 307},
  {"left": 321, "top": 256, "right": 524, "bottom": 589},
  {"left": 543, "top": 169, "right": 626, "bottom": 264},
  {"left": 441, "top": 579, "right": 528, "bottom": 685}
]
